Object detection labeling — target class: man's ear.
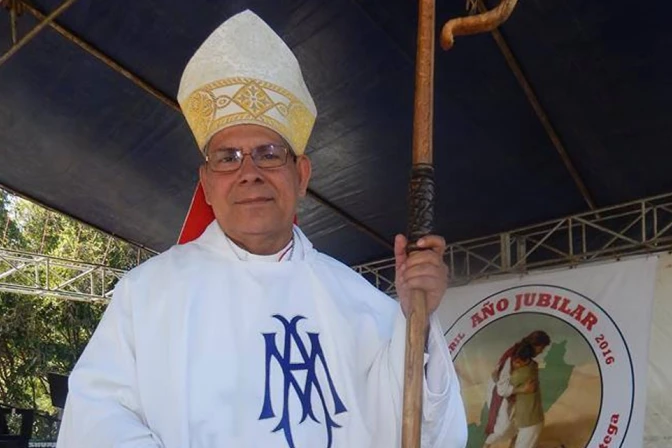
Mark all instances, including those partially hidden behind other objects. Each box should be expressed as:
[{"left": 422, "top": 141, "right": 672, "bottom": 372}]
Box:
[
  {"left": 296, "top": 155, "right": 312, "bottom": 197},
  {"left": 199, "top": 164, "right": 212, "bottom": 205}
]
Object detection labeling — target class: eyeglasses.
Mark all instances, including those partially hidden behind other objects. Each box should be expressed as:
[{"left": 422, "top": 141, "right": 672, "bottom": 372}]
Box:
[{"left": 205, "top": 143, "right": 295, "bottom": 173}]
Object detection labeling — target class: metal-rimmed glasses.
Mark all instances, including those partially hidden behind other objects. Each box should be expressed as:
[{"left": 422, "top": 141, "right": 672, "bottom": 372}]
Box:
[{"left": 205, "top": 143, "right": 295, "bottom": 173}]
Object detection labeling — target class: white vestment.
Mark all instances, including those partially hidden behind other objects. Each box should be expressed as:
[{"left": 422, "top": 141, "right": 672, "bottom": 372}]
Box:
[{"left": 56, "top": 222, "right": 467, "bottom": 448}]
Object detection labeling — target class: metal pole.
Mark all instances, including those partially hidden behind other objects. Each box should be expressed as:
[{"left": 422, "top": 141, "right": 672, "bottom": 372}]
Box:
[
  {"left": 0, "top": 0, "right": 79, "bottom": 68},
  {"left": 20, "top": 1, "right": 180, "bottom": 112},
  {"left": 473, "top": 0, "right": 597, "bottom": 211},
  {"left": 10, "top": 4, "right": 17, "bottom": 45},
  {"left": 500, "top": 232, "right": 511, "bottom": 269}
]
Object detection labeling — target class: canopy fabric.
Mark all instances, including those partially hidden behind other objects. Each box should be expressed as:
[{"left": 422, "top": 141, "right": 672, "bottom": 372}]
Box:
[{"left": 1, "top": 0, "right": 671, "bottom": 265}]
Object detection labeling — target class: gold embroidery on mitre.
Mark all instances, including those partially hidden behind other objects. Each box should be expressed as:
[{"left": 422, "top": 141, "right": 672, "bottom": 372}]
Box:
[
  {"left": 209, "top": 114, "right": 292, "bottom": 147},
  {"left": 275, "top": 103, "right": 289, "bottom": 117},
  {"left": 184, "top": 90, "right": 216, "bottom": 147},
  {"left": 232, "top": 81, "right": 274, "bottom": 117},
  {"left": 182, "top": 77, "right": 315, "bottom": 153},
  {"left": 287, "top": 102, "right": 314, "bottom": 154},
  {"left": 215, "top": 96, "right": 232, "bottom": 108}
]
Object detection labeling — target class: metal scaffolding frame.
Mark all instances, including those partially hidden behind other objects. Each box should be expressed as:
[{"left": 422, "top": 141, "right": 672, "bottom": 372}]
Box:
[
  {"left": 2, "top": 192, "right": 672, "bottom": 303},
  {"left": 353, "top": 191, "right": 672, "bottom": 294},
  {"left": 0, "top": 247, "right": 126, "bottom": 303},
  {"left": 2, "top": 191, "right": 672, "bottom": 303}
]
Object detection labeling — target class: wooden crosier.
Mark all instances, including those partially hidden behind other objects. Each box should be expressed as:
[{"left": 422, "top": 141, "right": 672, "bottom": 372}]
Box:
[{"left": 402, "top": 0, "right": 520, "bottom": 446}]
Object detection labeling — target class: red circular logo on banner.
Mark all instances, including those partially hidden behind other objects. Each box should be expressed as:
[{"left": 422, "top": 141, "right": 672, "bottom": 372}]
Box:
[{"left": 444, "top": 284, "right": 634, "bottom": 448}]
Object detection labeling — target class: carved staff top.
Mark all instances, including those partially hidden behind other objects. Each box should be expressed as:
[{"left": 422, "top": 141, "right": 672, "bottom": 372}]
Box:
[{"left": 441, "top": 0, "right": 519, "bottom": 50}]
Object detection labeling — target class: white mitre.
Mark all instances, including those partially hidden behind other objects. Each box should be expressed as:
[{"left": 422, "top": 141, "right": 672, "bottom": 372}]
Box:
[{"left": 177, "top": 10, "right": 316, "bottom": 155}]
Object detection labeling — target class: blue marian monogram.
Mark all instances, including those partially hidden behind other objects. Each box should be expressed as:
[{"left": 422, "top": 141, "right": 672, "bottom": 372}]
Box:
[{"left": 259, "top": 315, "right": 347, "bottom": 448}]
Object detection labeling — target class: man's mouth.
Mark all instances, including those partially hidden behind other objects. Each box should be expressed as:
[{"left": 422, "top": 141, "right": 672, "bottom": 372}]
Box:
[{"left": 235, "top": 197, "right": 274, "bottom": 205}]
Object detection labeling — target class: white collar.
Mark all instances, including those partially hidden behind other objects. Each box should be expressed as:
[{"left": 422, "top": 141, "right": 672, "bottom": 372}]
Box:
[
  {"left": 194, "top": 220, "right": 315, "bottom": 262},
  {"left": 224, "top": 230, "right": 296, "bottom": 262}
]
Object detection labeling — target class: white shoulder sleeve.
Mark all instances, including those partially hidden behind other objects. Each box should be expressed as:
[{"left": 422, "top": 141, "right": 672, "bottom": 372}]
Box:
[{"left": 56, "top": 276, "right": 162, "bottom": 448}]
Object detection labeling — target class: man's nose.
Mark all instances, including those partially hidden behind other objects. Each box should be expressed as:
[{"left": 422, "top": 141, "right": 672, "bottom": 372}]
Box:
[{"left": 237, "top": 155, "right": 264, "bottom": 183}]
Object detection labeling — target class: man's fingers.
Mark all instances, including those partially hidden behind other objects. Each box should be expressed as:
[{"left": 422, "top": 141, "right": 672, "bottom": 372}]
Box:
[
  {"left": 396, "top": 234, "right": 449, "bottom": 316},
  {"left": 403, "top": 250, "right": 445, "bottom": 269},
  {"left": 417, "top": 235, "right": 446, "bottom": 255},
  {"left": 401, "top": 263, "right": 446, "bottom": 280},
  {"left": 395, "top": 234, "right": 407, "bottom": 255},
  {"left": 394, "top": 234, "right": 408, "bottom": 271},
  {"left": 404, "top": 275, "right": 444, "bottom": 292}
]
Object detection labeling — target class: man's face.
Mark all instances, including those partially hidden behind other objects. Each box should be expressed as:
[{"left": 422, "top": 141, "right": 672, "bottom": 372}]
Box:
[{"left": 199, "top": 125, "right": 311, "bottom": 241}]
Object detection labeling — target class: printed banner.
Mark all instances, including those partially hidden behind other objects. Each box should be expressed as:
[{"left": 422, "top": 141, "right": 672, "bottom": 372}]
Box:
[{"left": 437, "top": 257, "right": 657, "bottom": 448}]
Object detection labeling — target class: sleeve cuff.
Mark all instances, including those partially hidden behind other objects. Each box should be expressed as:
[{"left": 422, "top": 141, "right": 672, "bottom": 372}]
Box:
[
  {"left": 390, "top": 310, "right": 453, "bottom": 398},
  {"left": 390, "top": 308, "right": 407, "bottom": 384},
  {"left": 424, "top": 312, "right": 451, "bottom": 397}
]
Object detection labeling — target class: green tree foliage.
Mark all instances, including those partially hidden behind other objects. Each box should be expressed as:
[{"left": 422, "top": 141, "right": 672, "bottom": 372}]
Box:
[{"left": 0, "top": 189, "right": 153, "bottom": 437}]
